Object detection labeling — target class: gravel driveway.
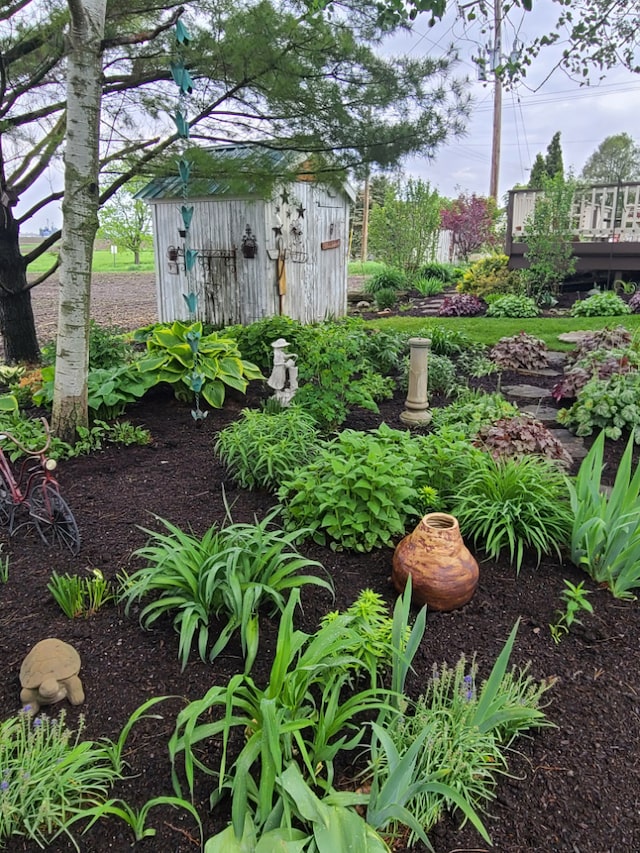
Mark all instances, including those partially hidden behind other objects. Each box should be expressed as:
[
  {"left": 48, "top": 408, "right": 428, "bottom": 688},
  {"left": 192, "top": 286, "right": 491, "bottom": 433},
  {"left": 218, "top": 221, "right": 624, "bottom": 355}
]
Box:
[{"left": 30, "top": 272, "right": 158, "bottom": 341}]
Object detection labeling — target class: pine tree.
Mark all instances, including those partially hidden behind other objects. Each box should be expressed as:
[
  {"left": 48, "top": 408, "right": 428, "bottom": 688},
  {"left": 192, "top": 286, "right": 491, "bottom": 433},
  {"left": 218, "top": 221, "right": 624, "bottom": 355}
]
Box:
[
  {"left": 528, "top": 154, "right": 547, "bottom": 189},
  {"left": 545, "top": 132, "right": 564, "bottom": 180}
]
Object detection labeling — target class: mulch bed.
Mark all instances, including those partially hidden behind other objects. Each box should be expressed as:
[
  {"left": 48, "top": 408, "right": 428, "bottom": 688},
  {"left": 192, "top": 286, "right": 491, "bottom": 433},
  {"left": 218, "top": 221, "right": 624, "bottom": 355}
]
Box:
[{"left": 1, "top": 359, "right": 639, "bottom": 852}]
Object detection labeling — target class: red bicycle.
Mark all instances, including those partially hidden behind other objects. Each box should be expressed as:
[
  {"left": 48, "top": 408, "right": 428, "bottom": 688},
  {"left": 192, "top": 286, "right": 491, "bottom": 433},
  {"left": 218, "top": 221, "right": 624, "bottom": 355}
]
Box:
[{"left": 0, "top": 418, "right": 80, "bottom": 555}]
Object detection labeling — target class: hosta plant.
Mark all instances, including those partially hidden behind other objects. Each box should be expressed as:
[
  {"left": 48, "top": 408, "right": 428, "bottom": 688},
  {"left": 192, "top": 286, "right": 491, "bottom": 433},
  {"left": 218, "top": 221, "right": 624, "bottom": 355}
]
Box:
[
  {"left": 476, "top": 415, "right": 572, "bottom": 468},
  {"left": 557, "top": 371, "right": 640, "bottom": 440},
  {"left": 569, "top": 431, "right": 640, "bottom": 598},
  {"left": 278, "top": 424, "right": 430, "bottom": 551},
  {"left": 438, "top": 293, "right": 485, "bottom": 317},
  {"left": 485, "top": 294, "right": 539, "bottom": 318},
  {"left": 451, "top": 454, "right": 573, "bottom": 572},
  {"left": 215, "top": 406, "right": 322, "bottom": 491},
  {"left": 570, "top": 291, "right": 631, "bottom": 317},
  {"left": 121, "top": 511, "right": 332, "bottom": 671},
  {"left": 490, "top": 332, "right": 549, "bottom": 371},
  {"left": 137, "top": 320, "right": 263, "bottom": 409}
]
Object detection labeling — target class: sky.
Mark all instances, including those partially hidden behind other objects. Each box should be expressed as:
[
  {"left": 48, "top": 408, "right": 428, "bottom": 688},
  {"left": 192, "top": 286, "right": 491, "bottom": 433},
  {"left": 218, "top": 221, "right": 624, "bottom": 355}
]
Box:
[
  {"left": 385, "top": 0, "right": 640, "bottom": 202},
  {"left": 17, "top": 0, "right": 640, "bottom": 232}
]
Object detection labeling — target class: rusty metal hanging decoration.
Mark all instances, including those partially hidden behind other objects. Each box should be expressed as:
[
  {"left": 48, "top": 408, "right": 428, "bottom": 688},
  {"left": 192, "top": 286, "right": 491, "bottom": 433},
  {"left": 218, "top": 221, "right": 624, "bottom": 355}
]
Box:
[{"left": 241, "top": 224, "right": 258, "bottom": 258}]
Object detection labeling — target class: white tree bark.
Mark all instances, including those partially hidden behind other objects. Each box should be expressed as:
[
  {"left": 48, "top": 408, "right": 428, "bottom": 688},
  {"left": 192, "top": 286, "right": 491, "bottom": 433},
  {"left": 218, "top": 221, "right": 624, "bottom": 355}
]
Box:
[{"left": 52, "top": 0, "right": 107, "bottom": 441}]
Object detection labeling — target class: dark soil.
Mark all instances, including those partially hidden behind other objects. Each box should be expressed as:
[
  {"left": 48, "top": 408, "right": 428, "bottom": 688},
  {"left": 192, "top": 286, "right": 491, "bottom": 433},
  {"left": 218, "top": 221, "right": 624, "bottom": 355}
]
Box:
[{"left": 3, "top": 276, "right": 640, "bottom": 852}]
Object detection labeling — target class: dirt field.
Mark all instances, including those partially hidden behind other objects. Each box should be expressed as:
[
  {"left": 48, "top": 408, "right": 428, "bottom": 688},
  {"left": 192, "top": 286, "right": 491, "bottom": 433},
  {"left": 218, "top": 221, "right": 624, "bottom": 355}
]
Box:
[{"left": 30, "top": 272, "right": 158, "bottom": 341}]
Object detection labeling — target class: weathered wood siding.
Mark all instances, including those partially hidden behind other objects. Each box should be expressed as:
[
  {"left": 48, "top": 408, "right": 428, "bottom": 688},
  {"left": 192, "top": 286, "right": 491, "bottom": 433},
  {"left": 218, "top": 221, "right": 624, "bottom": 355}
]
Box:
[{"left": 149, "top": 181, "right": 349, "bottom": 327}]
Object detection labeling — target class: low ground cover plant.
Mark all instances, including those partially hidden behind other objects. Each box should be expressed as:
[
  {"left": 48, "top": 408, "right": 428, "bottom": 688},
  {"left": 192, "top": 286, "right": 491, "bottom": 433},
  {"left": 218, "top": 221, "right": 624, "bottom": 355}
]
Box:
[
  {"left": 549, "top": 580, "right": 593, "bottom": 643},
  {"left": 452, "top": 454, "right": 573, "bottom": 572},
  {"left": 485, "top": 294, "right": 540, "bottom": 318},
  {"left": 476, "top": 415, "right": 572, "bottom": 468},
  {"left": 557, "top": 371, "right": 640, "bottom": 440},
  {"left": 490, "top": 331, "right": 549, "bottom": 371},
  {"left": 438, "top": 293, "right": 485, "bottom": 317},
  {"left": 122, "top": 512, "right": 332, "bottom": 671},
  {"left": 215, "top": 406, "right": 322, "bottom": 491},
  {"left": 430, "top": 390, "right": 519, "bottom": 438}
]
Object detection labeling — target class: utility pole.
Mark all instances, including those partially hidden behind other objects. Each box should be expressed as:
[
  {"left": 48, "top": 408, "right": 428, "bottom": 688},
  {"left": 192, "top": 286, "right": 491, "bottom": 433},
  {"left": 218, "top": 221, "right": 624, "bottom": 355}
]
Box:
[{"left": 488, "top": 0, "right": 502, "bottom": 201}]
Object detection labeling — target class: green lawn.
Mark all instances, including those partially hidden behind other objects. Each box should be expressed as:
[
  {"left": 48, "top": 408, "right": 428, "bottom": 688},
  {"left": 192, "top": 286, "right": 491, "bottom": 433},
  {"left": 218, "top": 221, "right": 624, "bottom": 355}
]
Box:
[
  {"left": 367, "top": 313, "right": 640, "bottom": 351},
  {"left": 25, "top": 247, "right": 156, "bottom": 274}
]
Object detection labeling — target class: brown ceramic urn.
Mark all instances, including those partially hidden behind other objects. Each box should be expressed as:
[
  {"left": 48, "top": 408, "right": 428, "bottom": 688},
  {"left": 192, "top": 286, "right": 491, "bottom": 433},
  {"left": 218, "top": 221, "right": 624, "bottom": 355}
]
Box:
[{"left": 392, "top": 513, "right": 479, "bottom": 611}]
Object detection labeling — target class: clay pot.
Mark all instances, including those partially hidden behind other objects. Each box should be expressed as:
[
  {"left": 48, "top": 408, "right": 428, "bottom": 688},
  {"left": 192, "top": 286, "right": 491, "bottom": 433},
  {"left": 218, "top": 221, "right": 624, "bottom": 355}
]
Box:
[{"left": 392, "top": 513, "right": 479, "bottom": 611}]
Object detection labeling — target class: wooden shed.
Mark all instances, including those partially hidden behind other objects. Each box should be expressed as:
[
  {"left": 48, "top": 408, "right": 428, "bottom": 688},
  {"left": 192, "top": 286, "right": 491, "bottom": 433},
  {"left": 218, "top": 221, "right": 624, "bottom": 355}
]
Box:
[{"left": 138, "top": 145, "right": 355, "bottom": 326}]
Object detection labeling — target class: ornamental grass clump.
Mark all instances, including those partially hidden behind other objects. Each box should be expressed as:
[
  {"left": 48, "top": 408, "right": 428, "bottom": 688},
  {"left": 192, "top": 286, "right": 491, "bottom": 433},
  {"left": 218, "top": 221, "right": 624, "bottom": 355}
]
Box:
[
  {"left": 278, "top": 424, "right": 429, "bottom": 551},
  {"left": 122, "top": 511, "right": 332, "bottom": 671},
  {"left": 215, "top": 406, "right": 322, "bottom": 491},
  {"left": 366, "top": 621, "right": 552, "bottom": 846},
  {"left": 451, "top": 454, "right": 573, "bottom": 572},
  {"left": 0, "top": 708, "right": 122, "bottom": 849}
]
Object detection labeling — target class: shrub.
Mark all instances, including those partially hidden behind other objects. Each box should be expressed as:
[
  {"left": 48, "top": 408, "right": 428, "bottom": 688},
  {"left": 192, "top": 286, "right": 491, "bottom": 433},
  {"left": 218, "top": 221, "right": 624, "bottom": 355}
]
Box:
[
  {"left": 122, "top": 512, "right": 332, "bottom": 671},
  {"left": 215, "top": 406, "right": 322, "bottom": 491},
  {"left": 570, "top": 291, "right": 631, "bottom": 317},
  {"left": 476, "top": 415, "right": 572, "bottom": 467},
  {"left": 278, "top": 424, "right": 430, "bottom": 551},
  {"left": 485, "top": 295, "right": 540, "bottom": 318},
  {"left": 458, "top": 254, "right": 522, "bottom": 298},
  {"left": 490, "top": 331, "right": 549, "bottom": 371},
  {"left": 361, "top": 328, "right": 407, "bottom": 375},
  {"left": 431, "top": 389, "right": 519, "bottom": 439},
  {"left": 366, "top": 266, "right": 407, "bottom": 294},
  {"left": 452, "top": 454, "right": 573, "bottom": 572},
  {"left": 438, "top": 293, "right": 485, "bottom": 317},
  {"left": 224, "top": 316, "right": 305, "bottom": 373},
  {"left": 557, "top": 371, "right": 640, "bottom": 440},
  {"left": 293, "top": 324, "right": 386, "bottom": 431},
  {"left": 375, "top": 286, "right": 399, "bottom": 310}
]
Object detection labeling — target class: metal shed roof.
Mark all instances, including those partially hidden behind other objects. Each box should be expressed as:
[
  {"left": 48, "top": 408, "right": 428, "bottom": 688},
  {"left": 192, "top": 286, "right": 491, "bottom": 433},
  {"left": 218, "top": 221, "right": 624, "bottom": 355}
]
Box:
[{"left": 136, "top": 144, "right": 355, "bottom": 202}]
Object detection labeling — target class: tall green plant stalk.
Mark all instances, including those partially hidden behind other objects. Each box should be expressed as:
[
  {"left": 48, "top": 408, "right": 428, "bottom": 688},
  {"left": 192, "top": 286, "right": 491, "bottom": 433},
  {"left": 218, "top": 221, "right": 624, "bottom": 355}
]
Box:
[{"left": 569, "top": 431, "right": 640, "bottom": 598}]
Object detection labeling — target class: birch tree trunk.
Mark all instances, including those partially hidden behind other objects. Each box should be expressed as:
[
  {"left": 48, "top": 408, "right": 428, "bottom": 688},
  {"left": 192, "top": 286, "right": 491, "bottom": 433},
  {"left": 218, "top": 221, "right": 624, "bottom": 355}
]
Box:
[{"left": 51, "top": 0, "right": 106, "bottom": 441}]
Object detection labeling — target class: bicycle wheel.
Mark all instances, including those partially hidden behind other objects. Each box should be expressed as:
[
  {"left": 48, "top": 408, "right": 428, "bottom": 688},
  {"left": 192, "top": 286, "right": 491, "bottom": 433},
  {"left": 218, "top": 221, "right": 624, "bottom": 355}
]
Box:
[
  {"left": 29, "top": 482, "right": 81, "bottom": 555},
  {"left": 0, "top": 468, "right": 15, "bottom": 529}
]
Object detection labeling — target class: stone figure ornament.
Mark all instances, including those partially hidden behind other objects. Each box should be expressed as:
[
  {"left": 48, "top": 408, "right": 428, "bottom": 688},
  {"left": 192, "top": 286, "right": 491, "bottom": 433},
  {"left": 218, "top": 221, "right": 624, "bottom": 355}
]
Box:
[
  {"left": 267, "top": 338, "right": 299, "bottom": 406},
  {"left": 19, "top": 638, "right": 85, "bottom": 713}
]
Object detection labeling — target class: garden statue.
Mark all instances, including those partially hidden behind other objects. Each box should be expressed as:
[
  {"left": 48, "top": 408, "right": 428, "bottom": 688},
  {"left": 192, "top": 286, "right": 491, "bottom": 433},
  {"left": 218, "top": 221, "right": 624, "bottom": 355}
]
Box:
[
  {"left": 19, "top": 638, "right": 85, "bottom": 713},
  {"left": 267, "top": 338, "right": 299, "bottom": 406}
]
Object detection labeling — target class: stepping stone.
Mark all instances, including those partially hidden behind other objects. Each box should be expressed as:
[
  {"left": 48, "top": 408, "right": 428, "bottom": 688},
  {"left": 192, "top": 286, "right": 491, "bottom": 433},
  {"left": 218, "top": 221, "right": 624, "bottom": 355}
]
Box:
[
  {"left": 547, "top": 351, "right": 568, "bottom": 368},
  {"left": 557, "top": 331, "right": 592, "bottom": 343},
  {"left": 513, "top": 367, "right": 562, "bottom": 377},
  {"left": 548, "top": 429, "right": 589, "bottom": 461},
  {"left": 502, "top": 383, "right": 551, "bottom": 400},
  {"left": 520, "top": 405, "right": 560, "bottom": 425}
]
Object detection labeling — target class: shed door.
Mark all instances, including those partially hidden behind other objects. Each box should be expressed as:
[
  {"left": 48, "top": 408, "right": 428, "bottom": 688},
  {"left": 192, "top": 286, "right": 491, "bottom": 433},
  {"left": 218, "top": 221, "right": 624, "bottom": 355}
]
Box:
[{"left": 200, "top": 249, "right": 238, "bottom": 327}]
